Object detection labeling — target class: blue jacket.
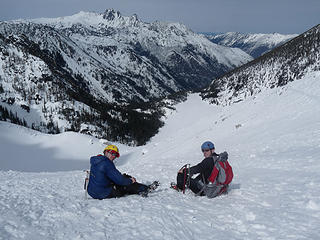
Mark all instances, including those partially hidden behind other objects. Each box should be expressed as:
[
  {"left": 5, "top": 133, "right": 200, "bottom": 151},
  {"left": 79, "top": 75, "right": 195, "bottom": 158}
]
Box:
[{"left": 87, "top": 155, "right": 132, "bottom": 199}]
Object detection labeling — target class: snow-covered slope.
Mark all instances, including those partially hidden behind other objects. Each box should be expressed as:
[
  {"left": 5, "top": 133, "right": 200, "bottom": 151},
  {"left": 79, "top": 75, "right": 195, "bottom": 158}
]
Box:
[
  {"left": 0, "top": 9, "right": 252, "bottom": 102},
  {"left": 0, "top": 9, "right": 252, "bottom": 143},
  {"left": 201, "top": 24, "right": 320, "bottom": 105},
  {"left": 205, "top": 32, "right": 298, "bottom": 58},
  {"left": 1, "top": 69, "right": 319, "bottom": 239}
]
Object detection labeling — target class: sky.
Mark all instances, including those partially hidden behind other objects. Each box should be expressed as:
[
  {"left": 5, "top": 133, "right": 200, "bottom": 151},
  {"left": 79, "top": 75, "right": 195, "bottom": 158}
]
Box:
[{"left": 0, "top": 0, "right": 319, "bottom": 34}]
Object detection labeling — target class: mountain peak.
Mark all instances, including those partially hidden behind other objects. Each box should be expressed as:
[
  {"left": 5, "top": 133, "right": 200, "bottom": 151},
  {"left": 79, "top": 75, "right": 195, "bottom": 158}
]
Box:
[{"left": 103, "top": 9, "right": 122, "bottom": 21}]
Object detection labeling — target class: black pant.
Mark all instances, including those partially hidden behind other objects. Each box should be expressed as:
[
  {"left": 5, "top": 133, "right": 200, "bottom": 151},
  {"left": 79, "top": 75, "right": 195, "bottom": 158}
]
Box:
[
  {"left": 107, "top": 173, "right": 148, "bottom": 198},
  {"left": 177, "top": 173, "right": 204, "bottom": 195},
  {"left": 107, "top": 182, "right": 148, "bottom": 198}
]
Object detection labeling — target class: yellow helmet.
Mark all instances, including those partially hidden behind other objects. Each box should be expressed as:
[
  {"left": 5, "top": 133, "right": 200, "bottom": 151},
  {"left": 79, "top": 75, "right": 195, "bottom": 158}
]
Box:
[{"left": 103, "top": 145, "right": 120, "bottom": 158}]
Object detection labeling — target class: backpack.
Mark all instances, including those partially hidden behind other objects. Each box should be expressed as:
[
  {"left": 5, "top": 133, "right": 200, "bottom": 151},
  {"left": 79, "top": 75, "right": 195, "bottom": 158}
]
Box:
[
  {"left": 203, "top": 152, "right": 233, "bottom": 198},
  {"left": 208, "top": 151, "right": 233, "bottom": 185}
]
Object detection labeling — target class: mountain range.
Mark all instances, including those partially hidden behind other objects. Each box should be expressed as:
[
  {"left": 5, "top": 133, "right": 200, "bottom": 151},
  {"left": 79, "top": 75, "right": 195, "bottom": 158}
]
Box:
[
  {"left": 201, "top": 24, "right": 320, "bottom": 105},
  {"left": 1, "top": 9, "right": 318, "bottom": 146},
  {"left": 0, "top": 9, "right": 252, "bottom": 144},
  {"left": 204, "top": 32, "right": 297, "bottom": 58},
  {"left": 0, "top": 10, "right": 252, "bottom": 103}
]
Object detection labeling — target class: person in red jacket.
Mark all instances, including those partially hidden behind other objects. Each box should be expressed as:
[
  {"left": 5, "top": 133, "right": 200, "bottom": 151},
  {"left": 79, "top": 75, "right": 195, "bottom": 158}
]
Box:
[
  {"left": 88, "top": 145, "right": 159, "bottom": 199},
  {"left": 174, "top": 141, "right": 233, "bottom": 198}
]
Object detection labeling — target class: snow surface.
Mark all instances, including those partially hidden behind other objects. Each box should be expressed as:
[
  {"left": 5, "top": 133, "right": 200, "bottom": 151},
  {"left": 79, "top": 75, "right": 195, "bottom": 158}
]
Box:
[
  {"left": 1, "top": 72, "right": 320, "bottom": 239},
  {"left": 213, "top": 32, "right": 298, "bottom": 47},
  {"left": 12, "top": 10, "right": 253, "bottom": 68},
  {"left": 206, "top": 32, "right": 298, "bottom": 58},
  {"left": 1, "top": 10, "right": 252, "bottom": 111}
]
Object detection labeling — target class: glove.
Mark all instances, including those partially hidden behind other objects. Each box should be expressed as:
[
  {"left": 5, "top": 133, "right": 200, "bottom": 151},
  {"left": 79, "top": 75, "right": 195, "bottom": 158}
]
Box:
[{"left": 122, "top": 173, "right": 133, "bottom": 179}]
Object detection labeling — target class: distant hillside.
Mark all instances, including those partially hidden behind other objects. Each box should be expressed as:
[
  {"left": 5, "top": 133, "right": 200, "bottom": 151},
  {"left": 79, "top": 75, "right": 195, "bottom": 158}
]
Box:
[
  {"left": 204, "top": 32, "right": 297, "bottom": 58},
  {"left": 0, "top": 10, "right": 252, "bottom": 102},
  {"left": 201, "top": 24, "right": 320, "bottom": 105},
  {"left": 0, "top": 9, "right": 252, "bottom": 145}
]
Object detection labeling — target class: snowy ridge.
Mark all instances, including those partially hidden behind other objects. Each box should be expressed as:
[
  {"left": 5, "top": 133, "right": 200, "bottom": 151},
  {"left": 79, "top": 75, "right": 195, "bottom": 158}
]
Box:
[
  {"left": 25, "top": 10, "right": 141, "bottom": 29},
  {"left": 25, "top": 10, "right": 251, "bottom": 67},
  {"left": 0, "top": 9, "right": 252, "bottom": 140},
  {"left": 3, "top": 9, "right": 252, "bottom": 94},
  {"left": 1, "top": 70, "right": 320, "bottom": 239},
  {"left": 205, "top": 32, "right": 298, "bottom": 58},
  {"left": 201, "top": 24, "right": 320, "bottom": 105}
]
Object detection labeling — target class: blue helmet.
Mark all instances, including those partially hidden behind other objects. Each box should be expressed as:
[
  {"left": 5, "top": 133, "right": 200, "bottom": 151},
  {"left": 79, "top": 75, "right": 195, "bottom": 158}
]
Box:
[{"left": 201, "top": 141, "right": 215, "bottom": 151}]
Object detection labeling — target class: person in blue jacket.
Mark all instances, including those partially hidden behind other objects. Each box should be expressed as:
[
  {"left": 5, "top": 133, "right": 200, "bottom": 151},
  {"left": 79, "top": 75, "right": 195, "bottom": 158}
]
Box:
[{"left": 87, "top": 145, "right": 158, "bottom": 199}]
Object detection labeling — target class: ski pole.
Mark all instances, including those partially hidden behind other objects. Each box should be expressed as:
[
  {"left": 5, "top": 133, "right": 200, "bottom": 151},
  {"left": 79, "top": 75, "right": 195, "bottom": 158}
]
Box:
[
  {"left": 183, "top": 167, "right": 186, "bottom": 194},
  {"left": 183, "top": 164, "right": 190, "bottom": 194},
  {"left": 186, "top": 164, "right": 190, "bottom": 188},
  {"left": 84, "top": 170, "right": 90, "bottom": 200}
]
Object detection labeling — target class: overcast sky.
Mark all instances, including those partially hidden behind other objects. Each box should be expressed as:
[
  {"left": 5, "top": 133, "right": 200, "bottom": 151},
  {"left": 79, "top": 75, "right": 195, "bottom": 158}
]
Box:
[{"left": 0, "top": 0, "right": 319, "bottom": 34}]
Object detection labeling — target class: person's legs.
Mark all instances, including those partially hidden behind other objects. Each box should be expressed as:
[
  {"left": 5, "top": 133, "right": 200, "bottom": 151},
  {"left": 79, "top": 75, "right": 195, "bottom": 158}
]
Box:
[
  {"left": 189, "top": 175, "right": 204, "bottom": 195},
  {"left": 177, "top": 173, "right": 204, "bottom": 194},
  {"left": 121, "top": 182, "right": 148, "bottom": 195},
  {"left": 176, "top": 172, "right": 185, "bottom": 190},
  {"left": 122, "top": 173, "right": 149, "bottom": 194},
  {"left": 107, "top": 183, "right": 149, "bottom": 198},
  {"left": 108, "top": 173, "right": 157, "bottom": 198},
  {"left": 106, "top": 185, "right": 126, "bottom": 198}
]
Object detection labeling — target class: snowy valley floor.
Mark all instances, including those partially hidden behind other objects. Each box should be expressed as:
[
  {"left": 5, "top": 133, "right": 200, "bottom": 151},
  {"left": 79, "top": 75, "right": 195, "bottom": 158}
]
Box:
[{"left": 1, "top": 72, "right": 320, "bottom": 240}]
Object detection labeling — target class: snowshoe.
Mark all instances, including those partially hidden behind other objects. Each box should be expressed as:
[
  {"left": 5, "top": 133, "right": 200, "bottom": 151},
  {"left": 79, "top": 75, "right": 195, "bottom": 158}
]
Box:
[
  {"left": 148, "top": 181, "right": 160, "bottom": 191},
  {"left": 139, "top": 181, "right": 160, "bottom": 197},
  {"left": 170, "top": 182, "right": 180, "bottom": 191}
]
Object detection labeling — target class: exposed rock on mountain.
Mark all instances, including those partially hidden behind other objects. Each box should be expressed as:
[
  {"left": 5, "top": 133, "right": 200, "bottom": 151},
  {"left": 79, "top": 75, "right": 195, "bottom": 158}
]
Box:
[
  {"left": 201, "top": 25, "right": 320, "bottom": 105},
  {"left": 0, "top": 10, "right": 251, "bottom": 145},
  {"left": 0, "top": 10, "right": 252, "bottom": 102},
  {"left": 205, "top": 32, "right": 297, "bottom": 58}
]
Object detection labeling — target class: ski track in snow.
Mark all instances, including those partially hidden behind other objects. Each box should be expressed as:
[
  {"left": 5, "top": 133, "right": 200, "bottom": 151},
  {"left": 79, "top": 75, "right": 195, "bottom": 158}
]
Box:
[{"left": 1, "top": 72, "right": 320, "bottom": 239}]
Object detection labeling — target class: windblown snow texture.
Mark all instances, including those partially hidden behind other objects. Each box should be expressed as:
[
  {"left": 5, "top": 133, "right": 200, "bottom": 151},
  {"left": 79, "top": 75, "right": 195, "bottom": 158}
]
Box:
[
  {"left": 205, "top": 32, "right": 297, "bottom": 58},
  {"left": 1, "top": 70, "right": 320, "bottom": 239}
]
